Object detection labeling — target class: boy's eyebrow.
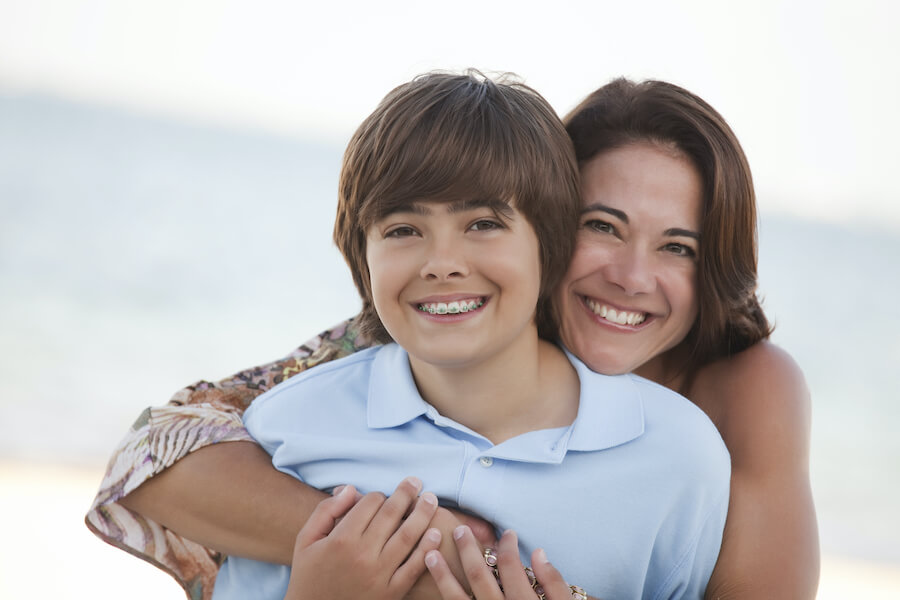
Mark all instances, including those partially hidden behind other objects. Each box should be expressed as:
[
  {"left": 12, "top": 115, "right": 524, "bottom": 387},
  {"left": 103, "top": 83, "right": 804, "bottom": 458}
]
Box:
[
  {"left": 447, "top": 198, "right": 516, "bottom": 218},
  {"left": 382, "top": 203, "right": 432, "bottom": 217},
  {"left": 582, "top": 203, "right": 700, "bottom": 240},
  {"left": 382, "top": 198, "right": 516, "bottom": 220}
]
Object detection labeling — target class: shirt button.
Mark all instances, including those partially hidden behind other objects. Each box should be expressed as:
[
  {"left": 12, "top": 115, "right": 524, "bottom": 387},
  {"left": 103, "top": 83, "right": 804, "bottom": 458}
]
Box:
[{"left": 479, "top": 456, "right": 494, "bottom": 467}]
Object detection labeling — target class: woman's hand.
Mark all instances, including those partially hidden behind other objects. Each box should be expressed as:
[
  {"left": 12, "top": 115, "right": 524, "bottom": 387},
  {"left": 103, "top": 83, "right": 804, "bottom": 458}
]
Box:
[
  {"left": 425, "top": 526, "right": 578, "bottom": 600},
  {"left": 402, "top": 506, "right": 499, "bottom": 599},
  {"left": 284, "top": 477, "right": 442, "bottom": 600}
]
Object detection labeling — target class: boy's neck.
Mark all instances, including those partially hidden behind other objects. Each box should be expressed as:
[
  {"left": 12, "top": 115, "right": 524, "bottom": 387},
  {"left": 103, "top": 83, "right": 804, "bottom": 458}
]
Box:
[{"left": 407, "top": 337, "right": 580, "bottom": 445}]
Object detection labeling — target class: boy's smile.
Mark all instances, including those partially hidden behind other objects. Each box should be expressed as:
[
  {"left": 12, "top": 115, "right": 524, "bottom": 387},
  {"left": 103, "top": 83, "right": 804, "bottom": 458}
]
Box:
[
  {"left": 415, "top": 296, "right": 485, "bottom": 316},
  {"left": 365, "top": 199, "right": 542, "bottom": 372}
]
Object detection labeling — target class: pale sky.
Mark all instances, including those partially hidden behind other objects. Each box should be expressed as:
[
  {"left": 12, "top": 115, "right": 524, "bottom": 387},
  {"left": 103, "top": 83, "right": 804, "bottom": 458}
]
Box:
[{"left": 2, "top": 0, "right": 898, "bottom": 229}]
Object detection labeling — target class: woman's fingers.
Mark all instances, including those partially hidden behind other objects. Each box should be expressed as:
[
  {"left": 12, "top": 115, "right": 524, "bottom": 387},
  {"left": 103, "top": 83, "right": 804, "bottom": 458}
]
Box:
[
  {"left": 530, "top": 548, "right": 580, "bottom": 600},
  {"left": 425, "top": 548, "right": 475, "bottom": 600},
  {"left": 453, "top": 525, "right": 504, "bottom": 600},
  {"left": 294, "top": 484, "right": 359, "bottom": 549},
  {"left": 456, "top": 511, "right": 499, "bottom": 549},
  {"left": 493, "top": 529, "right": 537, "bottom": 597}
]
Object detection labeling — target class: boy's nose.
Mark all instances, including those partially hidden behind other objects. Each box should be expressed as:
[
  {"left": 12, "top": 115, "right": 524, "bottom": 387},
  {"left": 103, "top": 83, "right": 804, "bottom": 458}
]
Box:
[{"left": 420, "top": 238, "right": 469, "bottom": 281}]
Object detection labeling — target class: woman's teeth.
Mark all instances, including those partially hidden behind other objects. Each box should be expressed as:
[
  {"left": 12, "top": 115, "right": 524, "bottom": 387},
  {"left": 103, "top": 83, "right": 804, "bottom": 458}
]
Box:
[
  {"left": 585, "top": 298, "right": 647, "bottom": 326},
  {"left": 418, "top": 298, "right": 484, "bottom": 315}
]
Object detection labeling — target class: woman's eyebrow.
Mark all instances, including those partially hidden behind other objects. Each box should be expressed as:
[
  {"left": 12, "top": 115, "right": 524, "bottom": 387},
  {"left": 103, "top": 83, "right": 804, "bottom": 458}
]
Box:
[
  {"left": 581, "top": 203, "right": 628, "bottom": 222},
  {"left": 583, "top": 203, "right": 701, "bottom": 240},
  {"left": 665, "top": 227, "right": 701, "bottom": 240}
]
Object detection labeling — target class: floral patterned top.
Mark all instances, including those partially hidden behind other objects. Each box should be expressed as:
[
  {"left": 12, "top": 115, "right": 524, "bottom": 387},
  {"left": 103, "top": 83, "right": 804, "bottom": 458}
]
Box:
[{"left": 84, "top": 318, "right": 373, "bottom": 600}]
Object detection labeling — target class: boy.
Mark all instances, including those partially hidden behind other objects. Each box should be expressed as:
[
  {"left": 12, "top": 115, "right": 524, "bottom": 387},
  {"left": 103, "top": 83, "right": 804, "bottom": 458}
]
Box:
[{"left": 213, "top": 71, "right": 730, "bottom": 599}]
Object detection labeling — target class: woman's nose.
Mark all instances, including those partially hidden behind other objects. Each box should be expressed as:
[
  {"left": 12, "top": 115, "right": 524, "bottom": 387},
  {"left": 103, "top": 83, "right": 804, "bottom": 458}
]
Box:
[{"left": 605, "top": 246, "right": 655, "bottom": 295}]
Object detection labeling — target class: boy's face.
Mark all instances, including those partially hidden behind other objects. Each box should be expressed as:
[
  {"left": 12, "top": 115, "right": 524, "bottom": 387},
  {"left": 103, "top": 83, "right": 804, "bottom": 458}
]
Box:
[{"left": 365, "top": 198, "right": 542, "bottom": 370}]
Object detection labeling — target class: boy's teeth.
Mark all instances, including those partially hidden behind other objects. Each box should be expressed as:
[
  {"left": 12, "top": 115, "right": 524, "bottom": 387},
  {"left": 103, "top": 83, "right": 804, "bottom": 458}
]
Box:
[
  {"left": 584, "top": 298, "right": 646, "bottom": 326},
  {"left": 418, "top": 298, "right": 484, "bottom": 314}
]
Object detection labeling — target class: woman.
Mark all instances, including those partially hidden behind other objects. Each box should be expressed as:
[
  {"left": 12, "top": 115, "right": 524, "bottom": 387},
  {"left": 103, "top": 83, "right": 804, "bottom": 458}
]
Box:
[{"left": 86, "top": 77, "right": 818, "bottom": 599}]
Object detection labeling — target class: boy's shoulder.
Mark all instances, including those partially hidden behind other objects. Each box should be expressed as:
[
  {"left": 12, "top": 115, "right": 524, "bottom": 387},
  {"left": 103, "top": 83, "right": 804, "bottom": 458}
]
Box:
[
  {"left": 623, "top": 372, "right": 730, "bottom": 483},
  {"left": 569, "top": 356, "right": 728, "bottom": 477},
  {"left": 246, "top": 345, "right": 385, "bottom": 414},
  {"left": 623, "top": 372, "right": 716, "bottom": 428},
  {"left": 274, "top": 345, "right": 382, "bottom": 389},
  {"left": 567, "top": 350, "right": 720, "bottom": 441}
]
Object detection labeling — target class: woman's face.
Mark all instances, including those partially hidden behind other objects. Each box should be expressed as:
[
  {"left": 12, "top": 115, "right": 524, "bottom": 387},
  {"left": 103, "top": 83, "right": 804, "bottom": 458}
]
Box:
[{"left": 556, "top": 142, "right": 703, "bottom": 376}]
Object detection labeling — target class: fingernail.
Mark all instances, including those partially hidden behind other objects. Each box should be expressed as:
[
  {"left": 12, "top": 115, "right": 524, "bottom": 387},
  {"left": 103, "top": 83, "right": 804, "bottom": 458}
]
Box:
[
  {"left": 535, "top": 548, "right": 550, "bottom": 564},
  {"left": 453, "top": 525, "right": 467, "bottom": 540},
  {"left": 425, "top": 528, "right": 442, "bottom": 543},
  {"left": 421, "top": 491, "right": 438, "bottom": 506},
  {"left": 338, "top": 485, "right": 354, "bottom": 497},
  {"left": 405, "top": 476, "right": 423, "bottom": 492},
  {"left": 425, "top": 550, "right": 439, "bottom": 568},
  {"left": 332, "top": 485, "right": 346, "bottom": 496}
]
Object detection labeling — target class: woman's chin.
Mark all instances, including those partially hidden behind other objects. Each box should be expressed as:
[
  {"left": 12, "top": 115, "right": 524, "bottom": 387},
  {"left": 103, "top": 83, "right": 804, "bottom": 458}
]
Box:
[{"left": 574, "top": 346, "right": 642, "bottom": 376}]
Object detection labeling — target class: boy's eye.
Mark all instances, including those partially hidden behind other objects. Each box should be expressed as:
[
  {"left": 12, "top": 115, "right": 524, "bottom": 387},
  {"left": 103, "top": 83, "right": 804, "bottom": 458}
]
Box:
[
  {"left": 385, "top": 225, "right": 418, "bottom": 238},
  {"left": 584, "top": 219, "right": 615, "bottom": 235},
  {"left": 662, "top": 242, "right": 696, "bottom": 258},
  {"left": 469, "top": 219, "right": 503, "bottom": 232}
]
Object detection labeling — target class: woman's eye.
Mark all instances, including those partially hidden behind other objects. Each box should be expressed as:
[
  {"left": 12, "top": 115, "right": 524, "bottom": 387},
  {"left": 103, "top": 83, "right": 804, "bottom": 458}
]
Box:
[
  {"left": 385, "top": 226, "right": 418, "bottom": 238},
  {"left": 662, "top": 242, "right": 696, "bottom": 258},
  {"left": 469, "top": 219, "right": 503, "bottom": 232},
  {"left": 584, "top": 219, "right": 615, "bottom": 234}
]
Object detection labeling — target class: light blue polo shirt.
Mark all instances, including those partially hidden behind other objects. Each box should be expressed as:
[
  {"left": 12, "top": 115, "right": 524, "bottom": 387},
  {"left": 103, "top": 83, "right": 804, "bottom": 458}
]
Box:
[{"left": 214, "top": 343, "right": 730, "bottom": 600}]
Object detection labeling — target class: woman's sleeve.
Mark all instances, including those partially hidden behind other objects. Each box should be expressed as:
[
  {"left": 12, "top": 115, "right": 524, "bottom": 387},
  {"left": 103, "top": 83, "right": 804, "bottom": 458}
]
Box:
[{"left": 84, "top": 318, "right": 370, "bottom": 599}]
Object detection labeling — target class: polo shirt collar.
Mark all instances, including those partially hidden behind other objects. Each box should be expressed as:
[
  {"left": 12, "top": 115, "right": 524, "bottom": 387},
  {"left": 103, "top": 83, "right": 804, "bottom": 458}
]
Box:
[
  {"left": 367, "top": 344, "right": 431, "bottom": 428},
  {"left": 366, "top": 344, "right": 646, "bottom": 453},
  {"left": 562, "top": 348, "right": 645, "bottom": 452}
]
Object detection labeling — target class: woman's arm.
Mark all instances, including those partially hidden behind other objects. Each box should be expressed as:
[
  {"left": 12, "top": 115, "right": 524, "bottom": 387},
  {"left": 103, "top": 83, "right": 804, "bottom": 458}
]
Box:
[
  {"left": 86, "top": 318, "right": 495, "bottom": 599},
  {"left": 120, "top": 440, "right": 327, "bottom": 564},
  {"left": 85, "top": 319, "right": 371, "bottom": 598},
  {"left": 694, "top": 342, "right": 819, "bottom": 599}
]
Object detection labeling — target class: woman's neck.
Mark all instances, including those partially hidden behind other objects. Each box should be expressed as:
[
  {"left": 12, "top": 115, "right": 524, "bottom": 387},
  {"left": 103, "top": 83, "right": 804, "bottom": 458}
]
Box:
[
  {"left": 634, "top": 342, "right": 692, "bottom": 394},
  {"left": 407, "top": 338, "right": 580, "bottom": 445}
]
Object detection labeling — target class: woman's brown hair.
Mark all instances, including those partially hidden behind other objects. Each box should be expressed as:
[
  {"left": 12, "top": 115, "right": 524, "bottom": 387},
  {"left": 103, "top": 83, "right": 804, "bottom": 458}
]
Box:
[
  {"left": 564, "top": 78, "right": 772, "bottom": 374},
  {"left": 334, "top": 70, "right": 581, "bottom": 343}
]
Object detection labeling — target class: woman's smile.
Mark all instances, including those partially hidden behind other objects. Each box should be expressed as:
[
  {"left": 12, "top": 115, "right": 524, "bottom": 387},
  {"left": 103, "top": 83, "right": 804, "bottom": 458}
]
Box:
[
  {"left": 557, "top": 142, "right": 702, "bottom": 375},
  {"left": 580, "top": 295, "right": 650, "bottom": 328}
]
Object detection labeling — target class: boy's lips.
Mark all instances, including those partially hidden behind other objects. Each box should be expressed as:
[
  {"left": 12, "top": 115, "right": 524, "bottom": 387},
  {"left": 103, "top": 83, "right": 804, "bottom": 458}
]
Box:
[{"left": 414, "top": 296, "right": 487, "bottom": 315}]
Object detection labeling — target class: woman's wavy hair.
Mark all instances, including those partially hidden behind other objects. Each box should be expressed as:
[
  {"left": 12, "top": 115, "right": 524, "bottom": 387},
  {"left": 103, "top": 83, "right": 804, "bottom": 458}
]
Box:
[
  {"left": 564, "top": 78, "right": 773, "bottom": 374},
  {"left": 334, "top": 70, "right": 581, "bottom": 343}
]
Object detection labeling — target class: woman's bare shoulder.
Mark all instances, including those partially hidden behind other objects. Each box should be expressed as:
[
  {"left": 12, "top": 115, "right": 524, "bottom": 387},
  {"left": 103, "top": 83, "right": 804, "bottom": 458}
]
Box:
[
  {"left": 691, "top": 341, "right": 811, "bottom": 470},
  {"left": 694, "top": 346, "right": 819, "bottom": 598}
]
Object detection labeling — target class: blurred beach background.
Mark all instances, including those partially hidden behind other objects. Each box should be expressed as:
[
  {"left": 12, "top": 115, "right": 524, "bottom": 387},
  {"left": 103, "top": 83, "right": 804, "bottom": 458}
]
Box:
[{"left": 1, "top": 1, "right": 898, "bottom": 597}]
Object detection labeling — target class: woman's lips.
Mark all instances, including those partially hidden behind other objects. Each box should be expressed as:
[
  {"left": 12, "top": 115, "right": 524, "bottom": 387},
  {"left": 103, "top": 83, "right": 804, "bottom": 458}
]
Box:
[{"left": 581, "top": 295, "right": 648, "bottom": 326}]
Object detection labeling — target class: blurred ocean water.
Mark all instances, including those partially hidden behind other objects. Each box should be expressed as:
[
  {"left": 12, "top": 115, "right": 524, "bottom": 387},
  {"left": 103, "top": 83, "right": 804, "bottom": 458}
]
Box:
[{"left": 1, "top": 92, "right": 898, "bottom": 565}]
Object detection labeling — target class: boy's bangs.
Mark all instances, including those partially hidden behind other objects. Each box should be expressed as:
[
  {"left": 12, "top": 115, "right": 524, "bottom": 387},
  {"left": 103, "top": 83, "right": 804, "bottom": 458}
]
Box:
[{"left": 361, "top": 120, "right": 532, "bottom": 227}]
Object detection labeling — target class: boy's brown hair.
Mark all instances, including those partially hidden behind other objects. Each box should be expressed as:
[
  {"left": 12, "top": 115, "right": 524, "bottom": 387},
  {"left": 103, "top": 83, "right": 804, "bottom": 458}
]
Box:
[{"left": 334, "top": 70, "right": 580, "bottom": 343}]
